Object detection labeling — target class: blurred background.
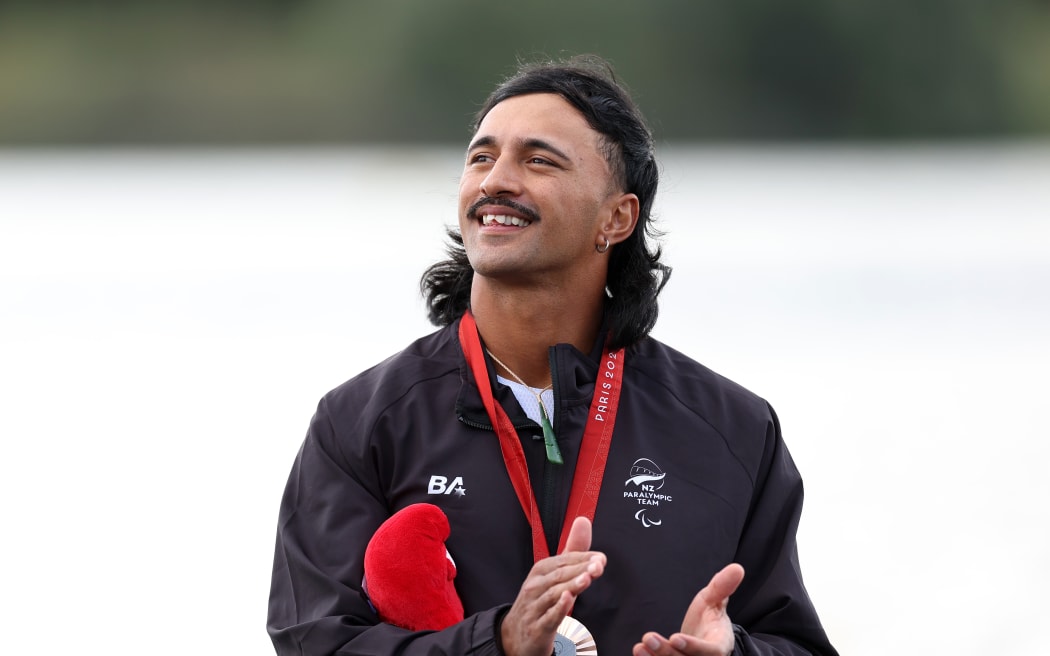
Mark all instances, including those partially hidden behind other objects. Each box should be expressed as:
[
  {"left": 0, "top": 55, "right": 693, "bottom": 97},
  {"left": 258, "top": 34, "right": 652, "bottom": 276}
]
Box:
[
  {"left": 3, "top": 0, "right": 1050, "bottom": 144},
  {"left": 2, "top": 2, "right": 1048, "bottom": 655}
]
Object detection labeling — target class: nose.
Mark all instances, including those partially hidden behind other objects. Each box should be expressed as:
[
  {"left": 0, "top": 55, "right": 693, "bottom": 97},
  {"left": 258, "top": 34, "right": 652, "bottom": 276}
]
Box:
[{"left": 479, "top": 157, "right": 522, "bottom": 197}]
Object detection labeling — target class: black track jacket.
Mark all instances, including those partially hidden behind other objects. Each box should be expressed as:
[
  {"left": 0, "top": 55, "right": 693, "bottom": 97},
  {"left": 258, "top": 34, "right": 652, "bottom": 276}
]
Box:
[{"left": 268, "top": 317, "right": 838, "bottom": 655}]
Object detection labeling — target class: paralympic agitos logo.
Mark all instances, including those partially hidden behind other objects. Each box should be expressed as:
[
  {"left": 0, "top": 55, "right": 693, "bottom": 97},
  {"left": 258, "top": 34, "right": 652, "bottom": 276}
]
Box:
[{"left": 624, "top": 458, "right": 673, "bottom": 527}]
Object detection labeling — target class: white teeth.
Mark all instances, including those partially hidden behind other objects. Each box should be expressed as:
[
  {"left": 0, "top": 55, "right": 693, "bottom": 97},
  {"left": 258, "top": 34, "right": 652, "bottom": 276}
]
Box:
[{"left": 481, "top": 214, "right": 531, "bottom": 227}]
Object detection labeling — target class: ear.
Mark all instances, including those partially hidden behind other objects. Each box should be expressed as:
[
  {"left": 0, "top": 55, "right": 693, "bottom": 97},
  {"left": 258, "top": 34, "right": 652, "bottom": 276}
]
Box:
[{"left": 600, "top": 192, "right": 640, "bottom": 248}]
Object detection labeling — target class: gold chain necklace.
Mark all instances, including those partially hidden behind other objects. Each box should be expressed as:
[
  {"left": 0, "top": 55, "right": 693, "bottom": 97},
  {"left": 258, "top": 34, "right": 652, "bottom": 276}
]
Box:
[{"left": 485, "top": 349, "right": 563, "bottom": 465}]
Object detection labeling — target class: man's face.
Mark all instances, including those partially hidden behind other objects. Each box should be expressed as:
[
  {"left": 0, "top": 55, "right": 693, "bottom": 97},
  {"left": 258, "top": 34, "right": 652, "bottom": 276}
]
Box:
[{"left": 458, "top": 92, "right": 624, "bottom": 285}]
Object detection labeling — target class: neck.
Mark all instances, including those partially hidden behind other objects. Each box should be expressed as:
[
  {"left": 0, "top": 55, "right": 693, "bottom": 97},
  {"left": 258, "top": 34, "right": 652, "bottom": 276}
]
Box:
[{"left": 469, "top": 277, "right": 604, "bottom": 389}]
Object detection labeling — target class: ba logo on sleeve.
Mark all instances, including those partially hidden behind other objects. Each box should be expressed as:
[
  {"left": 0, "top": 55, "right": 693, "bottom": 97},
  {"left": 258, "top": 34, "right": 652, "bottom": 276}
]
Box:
[{"left": 427, "top": 475, "right": 467, "bottom": 497}]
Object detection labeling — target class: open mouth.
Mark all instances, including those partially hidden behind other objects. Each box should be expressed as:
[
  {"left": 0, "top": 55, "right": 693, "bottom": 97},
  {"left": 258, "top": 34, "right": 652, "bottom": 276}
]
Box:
[
  {"left": 481, "top": 214, "right": 532, "bottom": 227},
  {"left": 468, "top": 197, "right": 540, "bottom": 227}
]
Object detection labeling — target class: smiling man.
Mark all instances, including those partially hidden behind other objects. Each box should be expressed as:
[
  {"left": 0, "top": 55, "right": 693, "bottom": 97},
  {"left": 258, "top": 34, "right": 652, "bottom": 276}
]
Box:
[{"left": 267, "top": 56, "right": 838, "bottom": 656}]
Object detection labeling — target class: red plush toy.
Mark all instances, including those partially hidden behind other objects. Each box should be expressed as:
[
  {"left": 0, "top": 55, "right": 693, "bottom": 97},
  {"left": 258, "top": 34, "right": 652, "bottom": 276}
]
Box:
[
  {"left": 362, "top": 503, "right": 465, "bottom": 631},
  {"left": 363, "top": 503, "right": 597, "bottom": 654}
]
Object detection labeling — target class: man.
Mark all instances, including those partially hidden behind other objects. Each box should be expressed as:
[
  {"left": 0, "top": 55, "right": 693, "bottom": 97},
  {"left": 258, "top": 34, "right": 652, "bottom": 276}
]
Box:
[{"left": 268, "top": 56, "right": 837, "bottom": 656}]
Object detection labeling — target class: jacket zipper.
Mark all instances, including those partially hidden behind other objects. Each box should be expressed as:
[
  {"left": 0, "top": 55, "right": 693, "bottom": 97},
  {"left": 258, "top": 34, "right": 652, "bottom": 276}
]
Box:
[{"left": 540, "top": 347, "right": 563, "bottom": 556}]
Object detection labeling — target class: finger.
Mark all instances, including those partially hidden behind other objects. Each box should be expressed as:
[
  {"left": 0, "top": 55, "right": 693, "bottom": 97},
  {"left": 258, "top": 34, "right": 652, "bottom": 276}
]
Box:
[
  {"left": 636, "top": 633, "right": 727, "bottom": 656},
  {"left": 703, "top": 563, "right": 744, "bottom": 605},
  {"left": 667, "top": 633, "right": 734, "bottom": 656},
  {"left": 633, "top": 632, "right": 665, "bottom": 656},
  {"left": 520, "top": 558, "right": 601, "bottom": 607},
  {"left": 539, "top": 562, "right": 602, "bottom": 606},
  {"left": 562, "top": 516, "right": 592, "bottom": 553},
  {"left": 632, "top": 640, "right": 653, "bottom": 656},
  {"left": 559, "top": 552, "right": 605, "bottom": 587},
  {"left": 543, "top": 588, "right": 576, "bottom": 626},
  {"left": 528, "top": 550, "right": 602, "bottom": 580},
  {"left": 633, "top": 633, "right": 683, "bottom": 656},
  {"left": 680, "top": 564, "right": 744, "bottom": 636}
]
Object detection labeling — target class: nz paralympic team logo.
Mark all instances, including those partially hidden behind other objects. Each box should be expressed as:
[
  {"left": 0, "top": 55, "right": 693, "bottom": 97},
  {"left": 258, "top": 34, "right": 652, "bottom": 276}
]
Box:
[{"left": 624, "top": 458, "right": 672, "bottom": 527}]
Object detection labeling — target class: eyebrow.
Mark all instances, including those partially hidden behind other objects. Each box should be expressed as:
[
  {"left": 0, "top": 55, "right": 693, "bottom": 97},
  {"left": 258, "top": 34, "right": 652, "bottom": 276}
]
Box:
[{"left": 467, "top": 135, "right": 572, "bottom": 163}]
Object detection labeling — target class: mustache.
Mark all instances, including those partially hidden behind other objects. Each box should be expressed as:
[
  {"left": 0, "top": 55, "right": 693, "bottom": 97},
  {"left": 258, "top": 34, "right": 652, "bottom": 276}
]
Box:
[{"left": 467, "top": 197, "right": 541, "bottom": 224}]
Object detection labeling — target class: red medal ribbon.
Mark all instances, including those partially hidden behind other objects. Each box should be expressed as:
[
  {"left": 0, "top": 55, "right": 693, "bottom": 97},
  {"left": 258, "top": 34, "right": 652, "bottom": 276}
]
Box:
[{"left": 459, "top": 310, "right": 624, "bottom": 562}]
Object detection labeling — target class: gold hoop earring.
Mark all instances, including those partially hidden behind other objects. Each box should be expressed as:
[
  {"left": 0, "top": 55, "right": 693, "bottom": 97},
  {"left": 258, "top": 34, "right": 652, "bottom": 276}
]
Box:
[{"left": 595, "top": 236, "right": 611, "bottom": 253}]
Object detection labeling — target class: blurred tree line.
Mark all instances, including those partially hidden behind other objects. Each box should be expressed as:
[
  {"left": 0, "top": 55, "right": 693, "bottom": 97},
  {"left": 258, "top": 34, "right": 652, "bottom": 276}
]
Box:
[{"left": 0, "top": 0, "right": 1047, "bottom": 144}]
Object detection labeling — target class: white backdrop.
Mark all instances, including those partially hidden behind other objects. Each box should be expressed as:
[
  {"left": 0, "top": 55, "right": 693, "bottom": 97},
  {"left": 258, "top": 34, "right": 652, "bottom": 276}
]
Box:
[{"left": 2, "top": 144, "right": 1047, "bottom": 655}]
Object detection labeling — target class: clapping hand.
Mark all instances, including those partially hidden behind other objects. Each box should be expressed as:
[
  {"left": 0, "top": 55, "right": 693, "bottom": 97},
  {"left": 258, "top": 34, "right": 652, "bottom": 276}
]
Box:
[
  {"left": 499, "top": 517, "right": 606, "bottom": 656},
  {"left": 632, "top": 563, "right": 745, "bottom": 656}
]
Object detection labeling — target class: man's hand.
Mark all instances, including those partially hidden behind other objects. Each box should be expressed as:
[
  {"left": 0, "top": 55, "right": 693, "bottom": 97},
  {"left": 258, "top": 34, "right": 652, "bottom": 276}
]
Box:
[
  {"left": 499, "top": 517, "right": 606, "bottom": 656},
  {"left": 632, "top": 563, "right": 745, "bottom": 656}
]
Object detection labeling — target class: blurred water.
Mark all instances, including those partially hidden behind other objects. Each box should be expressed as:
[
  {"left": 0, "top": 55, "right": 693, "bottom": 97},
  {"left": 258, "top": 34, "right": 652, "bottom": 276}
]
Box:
[{"left": 1, "top": 144, "right": 1047, "bottom": 655}]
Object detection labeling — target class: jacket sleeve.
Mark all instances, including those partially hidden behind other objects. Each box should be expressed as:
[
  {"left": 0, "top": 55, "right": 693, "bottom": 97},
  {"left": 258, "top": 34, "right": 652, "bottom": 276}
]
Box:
[
  {"left": 266, "top": 396, "right": 506, "bottom": 656},
  {"left": 727, "top": 404, "right": 838, "bottom": 656}
]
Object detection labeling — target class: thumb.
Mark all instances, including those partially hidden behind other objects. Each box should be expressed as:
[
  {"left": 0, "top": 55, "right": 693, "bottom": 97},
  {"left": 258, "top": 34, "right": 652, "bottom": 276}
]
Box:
[
  {"left": 562, "top": 516, "right": 592, "bottom": 553},
  {"left": 681, "top": 563, "right": 745, "bottom": 634},
  {"left": 704, "top": 563, "right": 744, "bottom": 603}
]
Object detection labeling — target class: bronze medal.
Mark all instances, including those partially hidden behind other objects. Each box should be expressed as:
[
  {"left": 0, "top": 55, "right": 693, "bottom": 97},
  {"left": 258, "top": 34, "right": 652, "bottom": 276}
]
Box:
[{"left": 554, "top": 616, "right": 596, "bottom": 655}]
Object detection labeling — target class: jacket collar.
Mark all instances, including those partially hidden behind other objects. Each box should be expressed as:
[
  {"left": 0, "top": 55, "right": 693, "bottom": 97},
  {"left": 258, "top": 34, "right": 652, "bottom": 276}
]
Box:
[{"left": 453, "top": 314, "right": 609, "bottom": 431}]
